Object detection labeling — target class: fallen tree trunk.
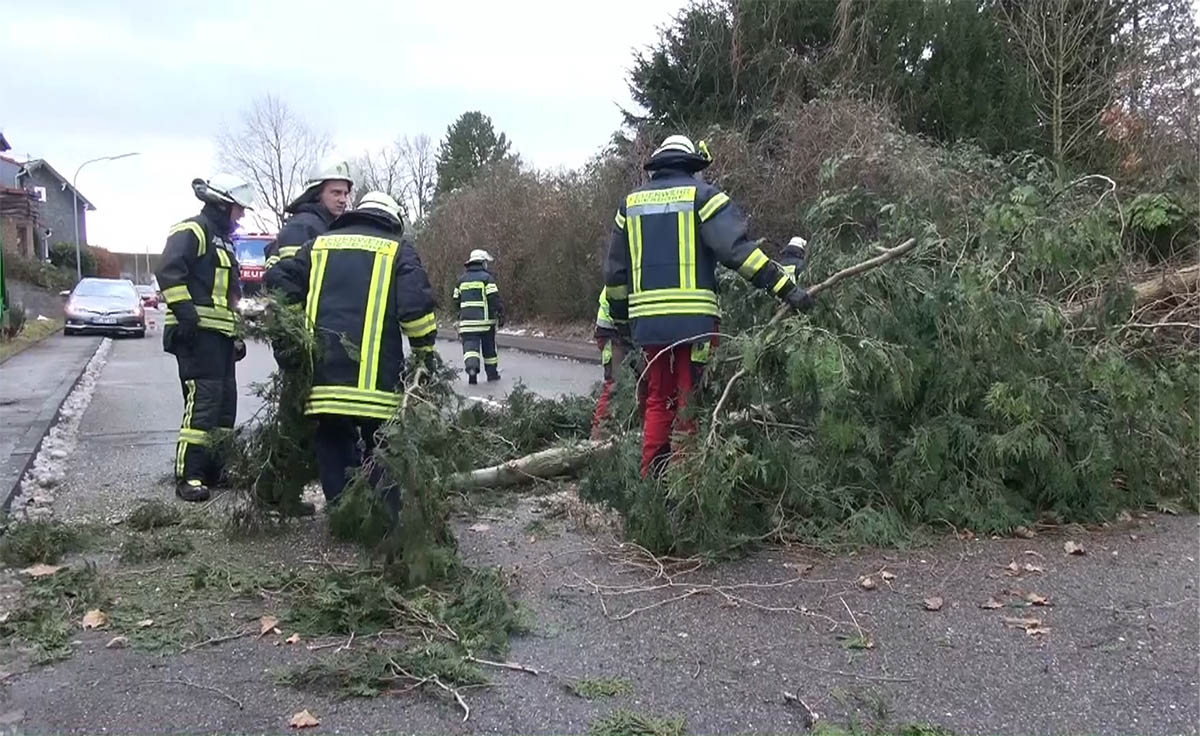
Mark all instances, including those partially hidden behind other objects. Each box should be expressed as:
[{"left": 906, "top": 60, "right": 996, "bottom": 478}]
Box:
[
  {"left": 1064, "top": 264, "right": 1200, "bottom": 319},
  {"left": 447, "top": 439, "right": 615, "bottom": 491}
]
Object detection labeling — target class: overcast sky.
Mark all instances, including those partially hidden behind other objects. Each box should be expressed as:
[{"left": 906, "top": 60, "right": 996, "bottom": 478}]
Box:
[{"left": 1, "top": 0, "right": 687, "bottom": 253}]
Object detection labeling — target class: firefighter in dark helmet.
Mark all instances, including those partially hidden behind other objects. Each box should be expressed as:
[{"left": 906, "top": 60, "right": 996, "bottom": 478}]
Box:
[
  {"left": 265, "top": 191, "right": 438, "bottom": 506},
  {"left": 156, "top": 173, "right": 253, "bottom": 502}
]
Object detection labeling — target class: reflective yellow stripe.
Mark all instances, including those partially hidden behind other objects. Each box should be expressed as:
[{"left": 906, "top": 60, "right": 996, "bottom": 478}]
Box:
[
  {"left": 698, "top": 192, "right": 730, "bottom": 222},
  {"left": 278, "top": 246, "right": 301, "bottom": 258},
  {"left": 627, "top": 186, "right": 696, "bottom": 207},
  {"left": 628, "top": 215, "right": 643, "bottom": 293},
  {"left": 484, "top": 284, "right": 499, "bottom": 294},
  {"left": 401, "top": 313, "right": 437, "bottom": 339},
  {"left": 615, "top": 211, "right": 626, "bottom": 229},
  {"left": 358, "top": 252, "right": 394, "bottom": 392},
  {"left": 178, "top": 428, "right": 209, "bottom": 445},
  {"left": 606, "top": 285, "right": 628, "bottom": 300},
  {"left": 313, "top": 234, "right": 398, "bottom": 254},
  {"left": 782, "top": 264, "right": 797, "bottom": 279},
  {"left": 737, "top": 248, "right": 769, "bottom": 278},
  {"left": 213, "top": 248, "right": 231, "bottom": 309},
  {"left": 309, "top": 385, "right": 400, "bottom": 407},
  {"left": 691, "top": 341, "right": 711, "bottom": 364},
  {"left": 601, "top": 341, "right": 613, "bottom": 365},
  {"left": 629, "top": 302, "right": 721, "bottom": 318},
  {"left": 629, "top": 288, "right": 718, "bottom": 306},
  {"left": 306, "top": 250, "right": 328, "bottom": 328},
  {"left": 460, "top": 301, "right": 487, "bottom": 308},
  {"left": 458, "top": 320, "right": 496, "bottom": 331},
  {"left": 169, "top": 222, "right": 207, "bottom": 256},
  {"left": 163, "top": 285, "right": 191, "bottom": 303},
  {"left": 484, "top": 357, "right": 499, "bottom": 366},
  {"left": 677, "top": 209, "right": 698, "bottom": 289},
  {"left": 772, "top": 274, "right": 791, "bottom": 294},
  {"left": 176, "top": 380, "right": 197, "bottom": 477},
  {"left": 265, "top": 256, "right": 281, "bottom": 269},
  {"left": 305, "top": 400, "right": 395, "bottom": 420}
]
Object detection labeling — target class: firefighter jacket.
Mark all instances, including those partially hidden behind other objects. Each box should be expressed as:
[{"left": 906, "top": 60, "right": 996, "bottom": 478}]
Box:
[
  {"left": 779, "top": 246, "right": 806, "bottom": 281},
  {"left": 265, "top": 202, "right": 334, "bottom": 269},
  {"left": 452, "top": 265, "right": 503, "bottom": 334},
  {"left": 603, "top": 166, "right": 796, "bottom": 346},
  {"left": 264, "top": 209, "right": 438, "bottom": 421},
  {"left": 157, "top": 203, "right": 241, "bottom": 341}
]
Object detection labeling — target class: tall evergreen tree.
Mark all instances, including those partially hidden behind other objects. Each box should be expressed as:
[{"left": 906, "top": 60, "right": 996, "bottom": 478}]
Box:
[{"left": 434, "top": 111, "right": 512, "bottom": 196}]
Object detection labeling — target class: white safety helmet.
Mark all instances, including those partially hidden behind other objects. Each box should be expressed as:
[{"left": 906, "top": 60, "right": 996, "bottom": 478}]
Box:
[
  {"left": 356, "top": 191, "right": 403, "bottom": 221},
  {"left": 196, "top": 173, "right": 255, "bottom": 209},
  {"left": 305, "top": 158, "right": 354, "bottom": 190},
  {"left": 652, "top": 134, "right": 698, "bottom": 158},
  {"left": 467, "top": 249, "right": 494, "bottom": 264},
  {"left": 647, "top": 134, "right": 712, "bottom": 172},
  {"left": 786, "top": 236, "right": 808, "bottom": 251}
]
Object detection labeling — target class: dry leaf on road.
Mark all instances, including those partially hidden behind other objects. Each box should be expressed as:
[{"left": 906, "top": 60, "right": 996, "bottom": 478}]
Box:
[
  {"left": 1064, "top": 540, "right": 1086, "bottom": 556},
  {"left": 137, "top": 619, "right": 154, "bottom": 628},
  {"left": 260, "top": 615, "right": 280, "bottom": 637},
  {"left": 923, "top": 597, "right": 944, "bottom": 611},
  {"left": 81, "top": 609, "right": 108, "bottom": 630},
  {"left": 859, "top": 577, "right": 877, "bottom": 590},
  {"left": 1004, "top": 561, "right": 1021, "bottom": 576},
  {"left": 880, "top": 571, "right": 896, "bottom": 582},
  {"left": 20, "top": 563, "right": 65, "bottom": 578},
  {"left": 1025, "top": 592, "right": 1051, "bottom": 606},
  {"left": 105, "top": 636, "right": 128, "bottom": 649},
  {"left": 1003, "top": 616, "right": 1042, "bottom": 630},
  {"left": 1023, "top": 563, "right": 1045, "bottom": 573},
  {"left": 468, "top": 523, "right": 491, "bottom": 533},
  {"left": 290, "top": 709, "right": 320, "bottom": 729},
  {"left": 980, "top": 597, "right": 1004, "bottom": 609},
  {"left": 286, "top": 633, "right": 301, "bottom": 645}
]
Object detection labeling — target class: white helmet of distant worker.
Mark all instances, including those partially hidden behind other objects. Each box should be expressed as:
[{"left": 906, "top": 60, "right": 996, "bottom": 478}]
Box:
[{"left": 466, "top": 249, "right": 494, "bottom": 264}]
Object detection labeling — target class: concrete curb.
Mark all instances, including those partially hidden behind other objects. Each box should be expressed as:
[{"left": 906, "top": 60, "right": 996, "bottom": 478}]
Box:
[
  {"left": 443, "top": 329, "right": 599, "bottom": 364},
  {"left": 1, "top": 338, "right": 103, "bottom": 514}
]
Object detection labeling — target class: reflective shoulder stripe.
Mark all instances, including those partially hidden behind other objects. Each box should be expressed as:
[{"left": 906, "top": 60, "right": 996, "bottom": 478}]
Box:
[
  {"left": 614, "top": 211, "right": 626, "bottom": 229},
  {"left": 737, "top": 248, "right": 770, "bottom": 278},
  {"left": 313, "top": 234, "right": 398, "bottom": 254},
  {"left": 484, "top": 284, "right": 499, "bottom": 294},
  {"left": 698, "top": 192, "right": 731, "bottom": 222},
  {"left": 401, "top": 313, "right": 437, "bottom": 339},
  {"left": 265, "top": 255, "right": 281, "bottom": 269},
  {"left": 163, "top": 285, "right": 191, "bottom": 303},
  {"left": 626, "top": 186, "right": 696, "bottom": 208},
  {"left": 278, "top": 246, "right": 301, "bottom": 258},
  {"left": 168, "top": 222, "right": 207, "bottom": 256},
  {"left": 605, "top": 285, "right": 628, "bottom": 300}
]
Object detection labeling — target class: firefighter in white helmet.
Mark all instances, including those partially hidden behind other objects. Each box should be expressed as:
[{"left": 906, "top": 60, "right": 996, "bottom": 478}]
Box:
[
  {"left": 155, "top": 174, "right": 254, "bottom": 502},
  {"left": 779, "top": 235, "right": 808, "bottom": 280},
  {"left": 264, "top": 158, "right": 354, "bottom": 269},
  {"left": 452, "top": 249, "right": 505, "bottom": 384}
]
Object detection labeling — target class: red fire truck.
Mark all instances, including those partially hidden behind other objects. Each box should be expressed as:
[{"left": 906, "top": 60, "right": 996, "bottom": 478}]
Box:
[{"left": 234, "top": 232, "right": 273, "bottom": 297}]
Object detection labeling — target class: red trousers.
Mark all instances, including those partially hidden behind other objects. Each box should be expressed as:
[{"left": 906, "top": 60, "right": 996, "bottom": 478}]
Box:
[{"left": 640, "top": 344, "right": 697, "bottom": 477}]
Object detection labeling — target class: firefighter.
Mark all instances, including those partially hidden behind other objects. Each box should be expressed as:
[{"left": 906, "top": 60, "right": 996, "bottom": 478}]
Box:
[
  {"left": 156, "top": 174, "right": 253, "bottom": 502},
  {"left": 264, "top": 192, "right": 437, "bottom": 507},
  {"left": 779, "top": 235, "right": 808, "bottom": 280},
  {"left": 263, "top": 158, "right": 354, "bottom": 269},
  {"left": 590, "top": 288, "right": 634, "bottom": 438},
  {"left": 452, "top": 249, "right": 504, "bottom": 384},
  {"left": 604, "top": 135, "right": 814, "bottom": 478}
]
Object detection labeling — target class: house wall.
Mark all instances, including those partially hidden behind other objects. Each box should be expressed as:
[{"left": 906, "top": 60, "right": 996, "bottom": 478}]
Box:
[{"left": 25, "top": 168, "right": 86, "bottom": 252}]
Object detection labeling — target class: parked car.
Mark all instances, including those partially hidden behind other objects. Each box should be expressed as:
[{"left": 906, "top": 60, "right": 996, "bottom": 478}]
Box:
[
  {"left": 135, "top": 284, "right": 160, "bottom": 308},
  {"left": 63, "top": 278, "right": 146, "bottom": 338}
]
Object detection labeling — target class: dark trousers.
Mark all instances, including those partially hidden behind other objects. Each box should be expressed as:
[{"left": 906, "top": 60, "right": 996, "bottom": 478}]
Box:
[
  {"left": 314, "top": 415, "right": 397, "bottom": 510},
  {"left": 172, "top": 330, "right": 236, "bottom": 484},
  {"left": 461, "top": 328, "right": 499, "bottom": 376}
]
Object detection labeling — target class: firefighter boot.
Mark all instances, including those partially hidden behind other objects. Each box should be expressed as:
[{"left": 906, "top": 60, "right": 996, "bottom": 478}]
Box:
[
  {"left": 176, "top": 479, "right": 211, "bottom": 503},
  {"left": 485, "top": 368, "right": 501, "bottom": 382}
]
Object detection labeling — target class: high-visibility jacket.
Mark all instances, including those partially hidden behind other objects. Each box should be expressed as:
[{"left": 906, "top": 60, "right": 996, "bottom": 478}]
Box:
[
  {"left": 603, "top": 166, "right": 795, "bottom": 346},
  {"left": 264, "top": 210, "right": 437, "bottom": 421},
  {"left": 595, "top": 289, "right": 614, "bottom": 330},
  {"left": 156, "top": 204, "right": 241, "bottom": 341},
  {"left": 779, "top": 245, "right": 806, "bottom": 281},
  {"left": 452, "top": 265, "right": 503, "bottom": 334},
  {"left": 264, "top": 201, "right": 334, "bottom": 269}
]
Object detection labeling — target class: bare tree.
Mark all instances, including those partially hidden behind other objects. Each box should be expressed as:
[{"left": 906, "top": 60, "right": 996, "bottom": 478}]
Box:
[
  {"left": 1001, "top": 0, "right": 1124, "bottom": 175},
  {"left": 216, "top": 95, "right": 331, "bottom": 228},
  {"left": 355, "top": 143, "right": 407, "bottom": 208},
  {"left": 399, "top": 134, "right": 437, "bottom": 222}
]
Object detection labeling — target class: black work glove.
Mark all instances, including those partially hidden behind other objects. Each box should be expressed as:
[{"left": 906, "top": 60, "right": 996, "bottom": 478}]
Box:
[
  {"left": 784, "top": 286, "right": 814, "bottom": 313},
  {"left": 233, "top": 338, "right": 247, "bottom": 362},
  {"left": 498, "top": 315, "right": 506, "bottom": 328}
]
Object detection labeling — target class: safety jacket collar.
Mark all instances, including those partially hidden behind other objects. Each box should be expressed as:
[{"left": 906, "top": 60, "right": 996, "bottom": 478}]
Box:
[
  {"left": 645, "top": 151, "right": 709, "bottom": 174},
  {"left": 328, "top": 208, "right": 404, "bottom": 235},
  {"left": 199, "top": 203, "right": 234, "bottom": 239}
]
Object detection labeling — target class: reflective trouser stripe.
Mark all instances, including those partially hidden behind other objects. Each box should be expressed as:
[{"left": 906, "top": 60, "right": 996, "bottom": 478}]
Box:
[
  {"left": 176, "top": 380, "right": 199, "bottom": 479},
  {"left": 484, "top": 357, "right": 499, "bottom": 365}
]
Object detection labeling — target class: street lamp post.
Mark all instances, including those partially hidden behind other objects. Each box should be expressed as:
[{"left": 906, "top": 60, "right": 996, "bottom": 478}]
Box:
[{"left": 72, "top": 152, "right": 139, "bottom": 282}]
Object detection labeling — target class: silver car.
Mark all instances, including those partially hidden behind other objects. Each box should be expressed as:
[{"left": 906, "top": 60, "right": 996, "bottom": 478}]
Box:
[{"left": 63, "top": 278, "right": 147, "bottom": 338}]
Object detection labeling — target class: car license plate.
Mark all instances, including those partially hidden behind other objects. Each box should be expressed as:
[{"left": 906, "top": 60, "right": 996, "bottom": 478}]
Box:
[{"left": 96, "top": 317, "right": 118, "bottom": 325}]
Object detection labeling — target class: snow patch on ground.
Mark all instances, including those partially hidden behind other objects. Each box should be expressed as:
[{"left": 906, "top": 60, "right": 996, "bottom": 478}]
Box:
[
  {"left": 10, "top": 338, "right": 112, "bottom": 521},
  {"left": 497, "top": 328, "right": 528, "bottom": 336}
]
